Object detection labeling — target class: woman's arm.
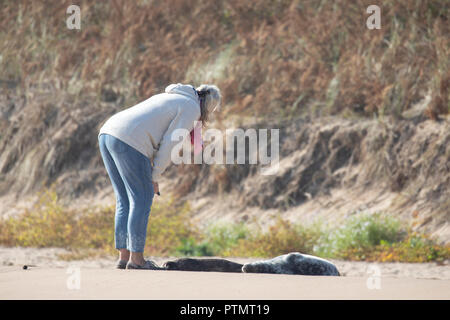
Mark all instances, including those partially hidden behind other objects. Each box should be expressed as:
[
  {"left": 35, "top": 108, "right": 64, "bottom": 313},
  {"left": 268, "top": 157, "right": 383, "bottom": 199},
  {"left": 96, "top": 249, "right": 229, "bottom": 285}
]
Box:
[{"left": 151, "top": 105, "right": 199, "bottom": 183}]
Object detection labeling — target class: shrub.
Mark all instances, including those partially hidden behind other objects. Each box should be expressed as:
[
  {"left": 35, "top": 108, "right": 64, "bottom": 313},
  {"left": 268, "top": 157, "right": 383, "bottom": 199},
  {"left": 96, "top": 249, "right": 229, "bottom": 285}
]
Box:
[
  {"left": 315, "top": 213, "right": 405, "bottom": 258},
  {"left": 227, "top": 218, "right": 322, "bottom": 258},
  {"left": 175, "top": 221, "right": 249, "bottom": 256},
  {"left": 145, "top": 200, "right": 198, "bottom": 256},
  {"left": 1, "top": 192, "right": 448, "bottom": 263},
  {"left": 0, "top": 189, "right": 80, "bottom": 248},
  {"left": 0, "top": 189, "right": 198, "bottom": 257}
]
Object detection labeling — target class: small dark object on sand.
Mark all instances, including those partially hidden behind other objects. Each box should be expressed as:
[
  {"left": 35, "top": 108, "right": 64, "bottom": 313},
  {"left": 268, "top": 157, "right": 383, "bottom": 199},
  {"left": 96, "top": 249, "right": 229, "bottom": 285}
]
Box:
[{"left": 22, "top": 264, "right": 37, "bottom": 270}]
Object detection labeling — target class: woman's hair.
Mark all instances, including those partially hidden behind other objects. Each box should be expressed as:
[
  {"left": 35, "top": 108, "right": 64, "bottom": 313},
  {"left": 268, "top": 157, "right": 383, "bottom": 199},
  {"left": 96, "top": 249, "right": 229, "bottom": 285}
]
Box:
[{"left": 196, "top": 84, "right": 221, "bottom": 124}]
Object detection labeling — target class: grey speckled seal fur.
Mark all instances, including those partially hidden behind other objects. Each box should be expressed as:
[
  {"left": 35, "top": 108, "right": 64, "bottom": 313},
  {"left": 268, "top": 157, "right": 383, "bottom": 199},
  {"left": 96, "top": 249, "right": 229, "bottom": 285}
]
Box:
[
  {"left": 163, "top": 258, "right": 244, "bottom": 273},
  {"left": 242, "top": 252, "right": 340, "bottom": 276}
]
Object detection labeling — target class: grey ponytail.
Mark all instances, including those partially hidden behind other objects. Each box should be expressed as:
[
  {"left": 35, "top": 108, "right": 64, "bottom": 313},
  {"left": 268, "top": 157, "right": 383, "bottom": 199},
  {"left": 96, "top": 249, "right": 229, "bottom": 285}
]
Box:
[{"left": 196, "top": 84, "right": 221, "bottom": 124}]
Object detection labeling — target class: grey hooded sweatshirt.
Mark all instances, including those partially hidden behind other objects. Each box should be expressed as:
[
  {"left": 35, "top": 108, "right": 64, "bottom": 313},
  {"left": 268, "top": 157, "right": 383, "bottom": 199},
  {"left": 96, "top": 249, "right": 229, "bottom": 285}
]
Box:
[{"left": 99, "top": 84, "right": 200, "bottom": 182}]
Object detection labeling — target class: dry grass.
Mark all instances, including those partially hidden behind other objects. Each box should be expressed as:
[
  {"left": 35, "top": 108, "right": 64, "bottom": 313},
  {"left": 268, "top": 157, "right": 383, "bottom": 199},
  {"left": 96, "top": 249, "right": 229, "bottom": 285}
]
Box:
[
  {"left": 0, "top": 0, "right": 448, "bottom": 120},
  {"left": 0, "top": 1, "right": 449, "bottom": 258}
]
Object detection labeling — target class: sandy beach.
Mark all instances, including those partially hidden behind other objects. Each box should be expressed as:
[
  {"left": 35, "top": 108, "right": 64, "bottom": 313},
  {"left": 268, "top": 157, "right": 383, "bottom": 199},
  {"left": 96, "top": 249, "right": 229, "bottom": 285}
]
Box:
[
  {"left": 1, "top": 247, "right": 449, "bottom": 300},
  {"left": 1, "top": 266, "right": 450, "bottom": 300}
]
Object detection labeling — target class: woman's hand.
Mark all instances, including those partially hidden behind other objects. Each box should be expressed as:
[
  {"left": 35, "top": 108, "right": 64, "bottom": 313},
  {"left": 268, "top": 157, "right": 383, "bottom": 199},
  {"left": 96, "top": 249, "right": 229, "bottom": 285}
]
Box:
[{"left": 153, "top": 182, "right": 160, "bottom": 196}]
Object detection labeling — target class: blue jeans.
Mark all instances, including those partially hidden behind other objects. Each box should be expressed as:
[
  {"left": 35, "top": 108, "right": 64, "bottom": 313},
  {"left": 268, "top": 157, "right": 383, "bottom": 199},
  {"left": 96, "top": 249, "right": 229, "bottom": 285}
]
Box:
[{"left": 98, "top": 134, "right": 154, "bottom": 252}]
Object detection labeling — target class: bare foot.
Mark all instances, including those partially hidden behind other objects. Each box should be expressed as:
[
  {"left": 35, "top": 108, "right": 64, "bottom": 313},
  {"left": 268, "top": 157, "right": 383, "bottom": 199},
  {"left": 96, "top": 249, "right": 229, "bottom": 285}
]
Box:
[
  {"left": 119, "top": 249, "right": 130, "bottom": 262},
  {"left": 130, "top": 252, "right": 146, "bottom": 266}
]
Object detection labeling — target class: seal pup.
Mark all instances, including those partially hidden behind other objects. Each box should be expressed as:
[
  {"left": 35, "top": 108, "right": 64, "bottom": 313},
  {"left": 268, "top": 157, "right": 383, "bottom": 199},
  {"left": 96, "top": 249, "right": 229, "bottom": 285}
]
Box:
[
  {"left": 242, "top": 252, "right": 340, "bottom": 276},
  {"left": 163, "top": 258, "right": 244, "bottom": 273}
]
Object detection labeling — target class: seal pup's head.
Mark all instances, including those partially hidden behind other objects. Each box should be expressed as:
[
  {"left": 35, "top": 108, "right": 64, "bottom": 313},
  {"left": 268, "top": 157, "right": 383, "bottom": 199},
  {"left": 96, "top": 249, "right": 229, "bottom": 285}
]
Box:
[{"left": 242, "top": 252, "right": 340, "bottom": 276}]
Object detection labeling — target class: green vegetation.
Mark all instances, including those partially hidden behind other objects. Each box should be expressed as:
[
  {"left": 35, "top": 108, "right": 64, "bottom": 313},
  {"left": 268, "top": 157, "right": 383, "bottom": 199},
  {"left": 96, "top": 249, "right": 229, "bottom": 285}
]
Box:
[
  {"left": 314, "top": 214, "right": 405, "bottom": 258},
  {"left": 176, "top": 222, "right": 249, "bottom": 256},
  {"left": 0, "top": 190, "right": 196, "bottom": 258},
  {"left": 1, "top": 191, "right": 448, "bottom": 263},
  {"left": 313, "top": 214, "right": 450, "bottom": 262}
]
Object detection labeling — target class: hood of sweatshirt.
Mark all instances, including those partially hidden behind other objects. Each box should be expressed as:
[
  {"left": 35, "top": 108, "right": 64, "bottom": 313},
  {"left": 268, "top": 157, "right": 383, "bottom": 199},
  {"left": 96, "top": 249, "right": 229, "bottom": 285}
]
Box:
[{"left": 165, "top": 83, "right": 198, "bottom": 103}]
